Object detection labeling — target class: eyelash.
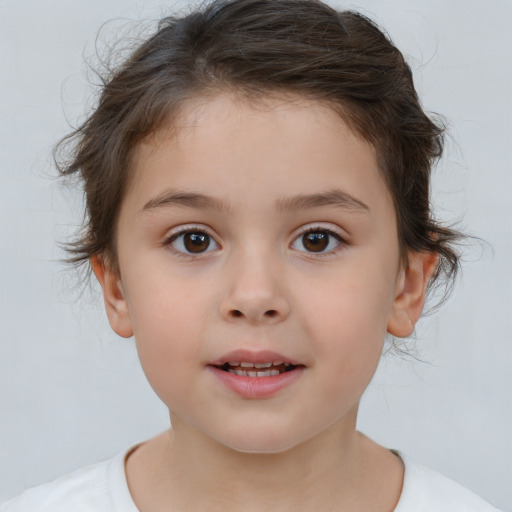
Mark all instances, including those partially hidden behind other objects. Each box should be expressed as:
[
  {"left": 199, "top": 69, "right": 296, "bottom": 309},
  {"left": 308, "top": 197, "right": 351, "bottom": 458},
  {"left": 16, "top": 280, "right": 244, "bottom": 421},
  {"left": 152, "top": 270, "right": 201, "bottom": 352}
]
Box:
[
  {"left": 162, "top": 225, "right": 220, "bottom": 259},
  {"left": 162, "top": 225, "right": 348, "bottom": 258},
  {"left": 291, "top": 226, "right": 347, "bottom": 257}
]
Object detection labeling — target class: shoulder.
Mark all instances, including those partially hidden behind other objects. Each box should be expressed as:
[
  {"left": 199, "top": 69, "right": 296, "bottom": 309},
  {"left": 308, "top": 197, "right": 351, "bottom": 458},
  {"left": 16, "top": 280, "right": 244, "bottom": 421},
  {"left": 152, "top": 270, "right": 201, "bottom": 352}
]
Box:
[
  {"left": 0, "top": 460, "right": 111, "bottom": 512},
  {"left": 0, "top": 447, "right": 138, "bottom": 512},
  {"left": 395, "top": 453, "right": 502, "bottom": 512}
]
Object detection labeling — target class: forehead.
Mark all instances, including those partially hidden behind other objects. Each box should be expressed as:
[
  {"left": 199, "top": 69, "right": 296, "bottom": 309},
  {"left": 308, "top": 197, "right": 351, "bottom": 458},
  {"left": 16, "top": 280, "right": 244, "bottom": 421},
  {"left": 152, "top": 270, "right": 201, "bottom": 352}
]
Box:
[{"left": 124, "top": 93, "right": 394, "bottom": 219}]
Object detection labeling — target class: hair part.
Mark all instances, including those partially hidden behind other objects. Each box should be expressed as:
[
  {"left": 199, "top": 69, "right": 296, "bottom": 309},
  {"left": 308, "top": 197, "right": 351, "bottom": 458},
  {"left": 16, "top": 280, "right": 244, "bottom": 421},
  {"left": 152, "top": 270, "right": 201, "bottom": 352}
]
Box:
[{"left": 55, "top": 0, "right": 463, "bottom": 303}]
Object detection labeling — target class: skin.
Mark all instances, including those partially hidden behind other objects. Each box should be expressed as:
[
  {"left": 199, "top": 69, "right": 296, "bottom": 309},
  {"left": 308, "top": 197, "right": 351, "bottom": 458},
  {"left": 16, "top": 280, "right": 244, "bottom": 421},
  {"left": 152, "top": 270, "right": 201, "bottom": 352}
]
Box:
[{"left": 93, "top": 93, "right": 437, "bottom": 511}]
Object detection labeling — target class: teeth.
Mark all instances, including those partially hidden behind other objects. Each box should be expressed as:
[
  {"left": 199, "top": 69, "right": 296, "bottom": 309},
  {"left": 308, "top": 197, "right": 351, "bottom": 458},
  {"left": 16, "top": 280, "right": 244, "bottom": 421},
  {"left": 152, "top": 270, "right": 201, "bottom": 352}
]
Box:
[
  {"left": 227, "top": 368, "right": 286, "bottom": 377},
  {"left": 221, "top": 360, "right": 297, "bottom": 377},
  {"left": 229, "top": 361, "right": 289, "bottom": 368},
  {"left": 255, "top": 362, "right": 272, "bottom": 368}
]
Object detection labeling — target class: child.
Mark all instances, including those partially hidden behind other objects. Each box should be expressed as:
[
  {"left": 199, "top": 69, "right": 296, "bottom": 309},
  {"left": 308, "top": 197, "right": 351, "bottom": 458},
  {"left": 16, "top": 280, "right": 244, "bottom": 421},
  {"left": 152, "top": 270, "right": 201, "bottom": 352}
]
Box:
[{"left": 1, "top": 0, "right": 503, "bottom": 510}]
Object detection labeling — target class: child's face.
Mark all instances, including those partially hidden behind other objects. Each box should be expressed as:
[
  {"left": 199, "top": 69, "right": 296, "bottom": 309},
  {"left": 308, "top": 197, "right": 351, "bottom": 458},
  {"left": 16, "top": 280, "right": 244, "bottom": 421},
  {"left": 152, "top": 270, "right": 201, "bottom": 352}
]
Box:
[{"left": 96, "top": 93, "right": 422, "bottom": 453}]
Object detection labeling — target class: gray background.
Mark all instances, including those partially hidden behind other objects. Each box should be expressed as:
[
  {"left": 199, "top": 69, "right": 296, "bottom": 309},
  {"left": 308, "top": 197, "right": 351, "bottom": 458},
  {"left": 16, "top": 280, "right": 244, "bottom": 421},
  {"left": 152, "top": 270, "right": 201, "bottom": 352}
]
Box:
[{"left": 1, "top": 0, "right": 511, "bottom": 509}]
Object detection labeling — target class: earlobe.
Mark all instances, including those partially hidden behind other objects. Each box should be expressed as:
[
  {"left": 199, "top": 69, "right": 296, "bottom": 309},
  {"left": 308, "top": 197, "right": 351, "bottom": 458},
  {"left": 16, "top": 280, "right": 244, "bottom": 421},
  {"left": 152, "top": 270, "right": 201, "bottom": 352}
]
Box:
[
  {"left": 91, "top": 256, "right": 133, "bottom": 338},
  {"left": 387, "top": 251, "right": 438, "bottom": 338}
]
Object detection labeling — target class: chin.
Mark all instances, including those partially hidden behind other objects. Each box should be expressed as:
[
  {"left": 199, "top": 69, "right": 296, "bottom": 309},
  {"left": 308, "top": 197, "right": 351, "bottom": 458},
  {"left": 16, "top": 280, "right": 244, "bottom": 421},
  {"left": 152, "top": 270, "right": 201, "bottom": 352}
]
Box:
[
  {"left": 213, "top": 429, "right": 305, "bottom": 455},
  {"left": 226, "top": 441, "right": 297, "bottom": 455}
]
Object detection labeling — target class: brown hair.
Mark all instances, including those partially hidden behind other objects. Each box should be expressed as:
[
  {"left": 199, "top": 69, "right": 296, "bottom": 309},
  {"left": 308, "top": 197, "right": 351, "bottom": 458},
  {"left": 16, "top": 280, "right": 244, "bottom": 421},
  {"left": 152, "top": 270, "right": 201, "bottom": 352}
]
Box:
[{"left": 56, "top": 0, "right": 462, "bottom": 299}]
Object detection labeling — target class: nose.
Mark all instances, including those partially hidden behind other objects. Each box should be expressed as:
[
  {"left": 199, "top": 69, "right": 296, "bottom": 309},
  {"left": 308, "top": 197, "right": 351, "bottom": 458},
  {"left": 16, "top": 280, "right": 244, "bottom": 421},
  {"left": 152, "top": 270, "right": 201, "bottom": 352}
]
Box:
[{"left": 219, "top": 251, "right": 291, "bottom": 325}]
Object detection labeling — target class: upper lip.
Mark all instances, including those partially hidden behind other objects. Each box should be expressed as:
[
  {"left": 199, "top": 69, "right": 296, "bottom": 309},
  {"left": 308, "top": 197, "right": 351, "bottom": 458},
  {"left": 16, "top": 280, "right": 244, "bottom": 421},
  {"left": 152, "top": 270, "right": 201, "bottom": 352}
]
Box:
[{"left": 209, "top": 349, "right": 303, "bottom": 367}]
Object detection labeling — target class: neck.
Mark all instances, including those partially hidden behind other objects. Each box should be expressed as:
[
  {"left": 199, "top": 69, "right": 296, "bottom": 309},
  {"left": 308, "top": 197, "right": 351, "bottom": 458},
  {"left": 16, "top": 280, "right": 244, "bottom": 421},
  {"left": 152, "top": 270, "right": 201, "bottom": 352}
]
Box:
[
  {"left": 171, "top": 412, "right": 359, "bottom": 505},
  {"left": 125, "top": 409, "right": 404, "bottom": 512}
]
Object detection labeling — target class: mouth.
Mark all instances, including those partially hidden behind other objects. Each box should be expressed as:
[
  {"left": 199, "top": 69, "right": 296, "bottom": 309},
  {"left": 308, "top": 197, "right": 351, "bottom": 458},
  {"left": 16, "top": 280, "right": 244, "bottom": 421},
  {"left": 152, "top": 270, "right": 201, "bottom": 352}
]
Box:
[
  {"left": 214, "top": 361, "right": 298, "bottom": 378},
  {"left": 208, "top": 350, "right": 305, "bottom": 397}
]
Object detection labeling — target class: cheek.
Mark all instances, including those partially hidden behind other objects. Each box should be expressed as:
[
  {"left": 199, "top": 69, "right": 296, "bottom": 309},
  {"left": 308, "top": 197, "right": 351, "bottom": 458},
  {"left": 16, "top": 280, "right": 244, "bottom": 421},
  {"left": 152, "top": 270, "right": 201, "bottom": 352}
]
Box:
[
  {"left": 312, "top": 306, "right": 385, "bottom": 403},
  {"left": 125, "top": 263, "right": 212, "bottom": 340},
  {"left": 295, "top": 263, "right": 395, "bottom": 399},
  {"left": 123, "top": 276, "right": 212, "bottom": 400},
  {"left": 298, "top": 266, "right": 394, "bottom": 346}
]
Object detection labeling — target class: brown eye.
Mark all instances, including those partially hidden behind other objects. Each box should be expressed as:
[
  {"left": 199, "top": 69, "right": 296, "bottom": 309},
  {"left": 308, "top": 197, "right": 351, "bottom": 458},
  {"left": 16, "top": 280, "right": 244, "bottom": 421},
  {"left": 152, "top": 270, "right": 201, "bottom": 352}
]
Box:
[
  {"left": 183, "top": 232, "right": 210, "bottom": 253},
  {"left": 291, "top": 229, "right": 342, "bottom": 254},
  {"left": 302, "top": 232, "right": 329, "bottom": 252},
  {"left": 169, "top": 230, "right": 219, "bottom": 255}
]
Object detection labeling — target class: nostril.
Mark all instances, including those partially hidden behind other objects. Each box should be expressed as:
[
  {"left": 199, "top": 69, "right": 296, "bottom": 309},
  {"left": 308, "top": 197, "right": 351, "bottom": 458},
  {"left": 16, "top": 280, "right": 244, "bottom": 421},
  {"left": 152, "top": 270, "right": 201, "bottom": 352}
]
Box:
[{"left": 226, "top": 308, "right": 284, "bottom": 321}]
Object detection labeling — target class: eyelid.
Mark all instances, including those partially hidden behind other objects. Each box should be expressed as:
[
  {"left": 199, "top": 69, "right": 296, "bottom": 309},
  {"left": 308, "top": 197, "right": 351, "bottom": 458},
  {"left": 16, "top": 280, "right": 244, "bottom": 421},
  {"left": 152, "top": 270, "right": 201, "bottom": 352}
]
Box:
[
  {"left": 162, "top": 224, "right": 221, "bottom": 256},
  {"left": 163, "top": 223, "right": 217, "bottom": 239},
  {"left": 160, "top": 222, "right": 348, "bottom": 257},
  {"left": 291, "top": 223, "right": 348, "bottom": 241},
  {"left": 290, "top": 223, "right": 349, "bottom": 255}
]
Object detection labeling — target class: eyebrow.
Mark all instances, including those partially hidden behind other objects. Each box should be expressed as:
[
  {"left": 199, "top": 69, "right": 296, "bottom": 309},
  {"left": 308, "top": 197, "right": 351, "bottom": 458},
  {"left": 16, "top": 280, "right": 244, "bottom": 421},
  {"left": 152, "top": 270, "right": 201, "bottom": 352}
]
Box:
[
  {"left": 141, "top": 188, "right": 369, "bottom": 214},
  {"left": 142, "top": 191, "right": 232, "bottom": 214},
  {"left": 276, "top": 189, "right": 369, "bottom": 213}
]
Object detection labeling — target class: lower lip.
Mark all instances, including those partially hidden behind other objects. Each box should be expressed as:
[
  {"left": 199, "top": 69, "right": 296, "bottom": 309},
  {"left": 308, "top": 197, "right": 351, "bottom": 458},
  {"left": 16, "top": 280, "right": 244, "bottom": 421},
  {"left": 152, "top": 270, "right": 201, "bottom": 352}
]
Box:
[{"left": 208, "top": 366, "right": 304, "bottom": 399}]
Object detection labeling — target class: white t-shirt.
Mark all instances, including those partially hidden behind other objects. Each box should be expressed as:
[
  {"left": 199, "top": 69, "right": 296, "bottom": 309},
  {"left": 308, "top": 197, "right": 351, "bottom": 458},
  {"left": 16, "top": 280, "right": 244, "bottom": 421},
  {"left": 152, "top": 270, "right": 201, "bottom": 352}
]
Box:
[{"left": 0, "top": 447, "right": 502, "bottom": 511}]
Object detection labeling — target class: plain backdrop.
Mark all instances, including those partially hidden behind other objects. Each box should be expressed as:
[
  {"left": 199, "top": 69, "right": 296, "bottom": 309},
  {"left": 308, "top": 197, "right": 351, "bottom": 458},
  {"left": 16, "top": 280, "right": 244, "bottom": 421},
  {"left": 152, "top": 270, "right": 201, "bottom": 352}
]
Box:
[{"left": 1, "top": 0, "right": 511, "bottom": 509}]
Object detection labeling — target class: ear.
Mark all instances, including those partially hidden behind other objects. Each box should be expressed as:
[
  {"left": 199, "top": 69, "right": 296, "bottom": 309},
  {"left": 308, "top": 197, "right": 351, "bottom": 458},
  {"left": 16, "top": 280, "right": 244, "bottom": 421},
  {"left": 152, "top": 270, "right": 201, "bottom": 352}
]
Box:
[
  {"left": 387, "top": 251, "right": 438, "bottom": 338},
  {"left": 91, "top": 256, "right": 133, "bottom": 338}
]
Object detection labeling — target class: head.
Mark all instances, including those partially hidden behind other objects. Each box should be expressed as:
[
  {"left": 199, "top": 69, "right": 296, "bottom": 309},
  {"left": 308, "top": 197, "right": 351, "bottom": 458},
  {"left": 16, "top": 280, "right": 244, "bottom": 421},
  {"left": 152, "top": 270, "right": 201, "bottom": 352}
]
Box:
[
  {"left": 58, "top": 0, "right": 459, "bottom": 283},
  {"left": 56, "top": 0, "right": 461, "bottom": 452}
]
